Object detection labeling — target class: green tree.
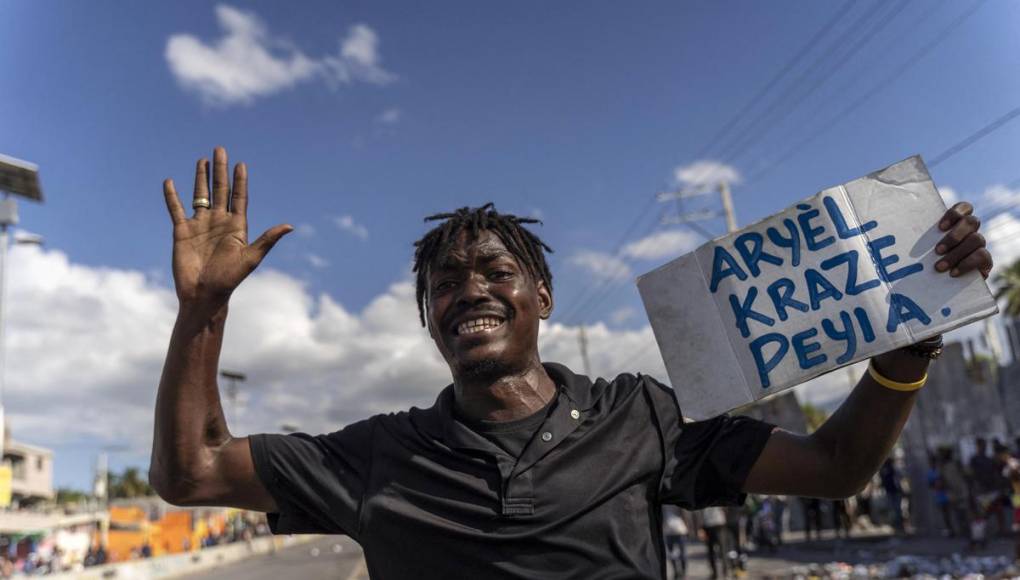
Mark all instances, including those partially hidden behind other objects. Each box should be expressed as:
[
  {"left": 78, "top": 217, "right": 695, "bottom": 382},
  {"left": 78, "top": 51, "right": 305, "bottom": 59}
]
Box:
[
  {"left": 108, "top": 467, "right": 155, "bottom": 499},
  {"left": 994, "top": 259, "right": 1020, "bottom": 316},
  {"left": 56, "top": 487, "right": 90, "bottom": 505}
]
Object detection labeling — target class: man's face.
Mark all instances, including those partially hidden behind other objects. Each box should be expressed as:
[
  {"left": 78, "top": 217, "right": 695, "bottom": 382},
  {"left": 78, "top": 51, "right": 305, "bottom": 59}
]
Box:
[{"left": 425, "top": 230, "right": 552, "bottom": 380}]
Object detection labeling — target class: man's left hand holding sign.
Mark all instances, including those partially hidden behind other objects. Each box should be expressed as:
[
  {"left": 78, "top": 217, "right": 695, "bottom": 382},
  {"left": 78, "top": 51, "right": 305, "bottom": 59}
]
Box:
[{"left": 743, "top": 201, "right": 992, "bottom": 498}]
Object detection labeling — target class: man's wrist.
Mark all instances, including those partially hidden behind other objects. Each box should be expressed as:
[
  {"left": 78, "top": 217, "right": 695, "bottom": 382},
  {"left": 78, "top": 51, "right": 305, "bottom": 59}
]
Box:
[
  {"left": 177, "top": 299, "right": 229, "bottom": 329},
  {"left": 872, "top": 348, "right": 931, "bottom": 384}
]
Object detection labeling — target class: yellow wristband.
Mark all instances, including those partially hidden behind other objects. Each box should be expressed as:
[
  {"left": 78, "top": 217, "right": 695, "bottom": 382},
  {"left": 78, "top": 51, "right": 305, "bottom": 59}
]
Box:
[{"left": 868, "top": 361, "right": 927, "bottom": 392}]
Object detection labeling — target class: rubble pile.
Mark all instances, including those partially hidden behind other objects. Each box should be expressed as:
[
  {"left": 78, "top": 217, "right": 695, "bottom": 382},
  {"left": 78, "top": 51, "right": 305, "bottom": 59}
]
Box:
[{"left": 789, "top": 554, "right": 1020, "bottom": 579}]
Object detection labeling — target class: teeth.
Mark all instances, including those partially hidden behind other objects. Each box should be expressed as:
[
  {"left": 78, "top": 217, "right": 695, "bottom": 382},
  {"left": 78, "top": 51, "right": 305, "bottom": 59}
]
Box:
[{"left": 457, "top": 317, "right": 504, "bottom": 335}]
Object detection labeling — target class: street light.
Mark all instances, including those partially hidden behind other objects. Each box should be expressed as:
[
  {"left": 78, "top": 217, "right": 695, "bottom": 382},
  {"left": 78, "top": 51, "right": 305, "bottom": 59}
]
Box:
[{"left": 0, "top": 153, "right": 44, "bottom": 459}]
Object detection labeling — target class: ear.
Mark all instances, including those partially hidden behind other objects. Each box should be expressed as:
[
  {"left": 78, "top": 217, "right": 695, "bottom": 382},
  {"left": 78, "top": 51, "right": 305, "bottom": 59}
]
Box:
[{"left": 536, "top": 280, "right": 553, "bottom": 320}]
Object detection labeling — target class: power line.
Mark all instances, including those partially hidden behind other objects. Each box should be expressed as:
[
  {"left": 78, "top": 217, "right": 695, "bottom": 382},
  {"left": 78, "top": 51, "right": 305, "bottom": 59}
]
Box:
[
  {"left": 928, "top": 105, "right": 1020, "bottom": 168},
  {"left": 718, "top": 0, "right": 913, "bottom": 165},
  {"left": 743, "top": 0, "right": 989, "bottom": 186},
  {"left": 555, "top": 1, "right": 865, "bottom": 327}
]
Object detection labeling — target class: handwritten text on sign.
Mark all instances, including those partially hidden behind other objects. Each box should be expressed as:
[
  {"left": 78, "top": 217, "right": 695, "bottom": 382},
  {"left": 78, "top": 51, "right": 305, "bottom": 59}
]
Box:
[
  {"left": 711, "top": 194, "right": 926, "bottom": 388},
  {"left": 637, "top": 156, "right": 996, "bottom": 420}
]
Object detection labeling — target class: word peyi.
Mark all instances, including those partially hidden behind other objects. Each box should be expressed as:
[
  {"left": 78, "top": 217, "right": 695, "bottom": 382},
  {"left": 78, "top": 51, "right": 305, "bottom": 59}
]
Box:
[{"left": 706, "top": 195, "right": 930, "bottom": 388}]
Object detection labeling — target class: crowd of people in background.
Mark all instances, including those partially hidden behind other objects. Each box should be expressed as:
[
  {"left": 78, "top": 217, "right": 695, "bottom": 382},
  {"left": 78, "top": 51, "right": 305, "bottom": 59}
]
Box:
[
  {"left": 660, "top": 436, "right": 1020, "bottom": 579},
  {"left": 927, "top": 436, "right": 1020, "bottom": 555},
  {"left": 0, "top": 513, "right": 273, "bottom": 578}
]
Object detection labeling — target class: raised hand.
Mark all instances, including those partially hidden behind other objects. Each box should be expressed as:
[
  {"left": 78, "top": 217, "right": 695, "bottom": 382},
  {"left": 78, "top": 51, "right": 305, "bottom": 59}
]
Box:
[
  {"left": 934, "top": 201, "right": 993, "bottom": 279},
  {"left": 163, "top": 147, "right": 292, "bottom": 306}
]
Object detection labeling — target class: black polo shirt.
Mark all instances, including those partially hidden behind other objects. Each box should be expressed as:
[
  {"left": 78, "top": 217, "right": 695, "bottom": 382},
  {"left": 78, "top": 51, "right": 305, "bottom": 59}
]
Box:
[{"left": 249, "top": 363, "right": 773, "bottom": 579}]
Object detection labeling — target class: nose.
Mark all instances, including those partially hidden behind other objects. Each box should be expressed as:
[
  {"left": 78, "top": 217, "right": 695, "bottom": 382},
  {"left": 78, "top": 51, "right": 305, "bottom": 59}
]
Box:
[{"left": 456, "top": 273, "right": 492, "bottom": 306}]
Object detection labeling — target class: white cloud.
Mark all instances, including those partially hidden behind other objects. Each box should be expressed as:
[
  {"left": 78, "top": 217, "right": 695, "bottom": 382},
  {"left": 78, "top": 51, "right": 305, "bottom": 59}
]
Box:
[
  {"left": 376, "top": 107, "right": 402, "bottom": 125},
  {"left": 333, "top": 214, "right": 369, "bottom": 240},
  {"left": 622, "top": 230, "right": 700, "bottom": 261},
  {"left": 165, "top": 5, "right": 394, "bottom": 106},
  {"left": 983, "top": 184, "right": 1020, "bottom": 212},
  {"left": 938, "top": 186, "right": 959, "bottom": 207},
  {"left": 569, "top": 250, "right": 632, "bottom": 280},
  {"left": 294, "top": 223, "right": 317, "bottom": 238},
  {"left": 306, "top": 253, "right": 329, "bottom": 269},
  {"left": 673, "top": 160, "right": 741, "bottom": 190},
  {"left": 3, "top": 244, "right": 672, "bottom": 486},
  {"left": 986, "top": 212, "right": 1020, "bottom": 271}
]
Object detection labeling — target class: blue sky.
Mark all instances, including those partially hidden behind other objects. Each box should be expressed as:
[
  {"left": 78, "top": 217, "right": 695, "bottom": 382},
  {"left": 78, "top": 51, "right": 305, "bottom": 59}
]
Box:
[{"left": 2, "top": 0, "right": 1019, "bottom": 490}]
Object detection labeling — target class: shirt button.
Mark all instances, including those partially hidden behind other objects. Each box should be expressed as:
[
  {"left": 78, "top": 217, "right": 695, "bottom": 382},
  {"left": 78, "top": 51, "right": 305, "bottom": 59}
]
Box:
[
  {"left": 541, "top": 431, "right": 553, "bottom": 442},
  {"left": 570, "top": 409, "right": 580, "bottom": 420}
]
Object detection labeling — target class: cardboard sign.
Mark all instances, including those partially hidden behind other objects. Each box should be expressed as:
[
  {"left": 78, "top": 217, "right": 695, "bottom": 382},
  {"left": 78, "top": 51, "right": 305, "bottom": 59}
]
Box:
[{"left": 637, "top": 156, "right": 997, "bottom": 420}]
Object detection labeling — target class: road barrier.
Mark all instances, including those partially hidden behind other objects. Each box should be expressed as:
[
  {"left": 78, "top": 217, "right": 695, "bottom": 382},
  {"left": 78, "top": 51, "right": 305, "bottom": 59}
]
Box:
[{"left": 42, "top": 535, "right": 311, "bottom": 579}]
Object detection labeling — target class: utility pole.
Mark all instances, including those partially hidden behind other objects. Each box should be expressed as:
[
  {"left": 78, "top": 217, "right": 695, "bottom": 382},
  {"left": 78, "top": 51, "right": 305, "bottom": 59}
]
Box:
[
  {"left": 719, "top": 181, "right": 737, "bottom": 234},
  {"left": 0, "top": 154, "right": 44, "bottom": 460},
  {"left": 658, "top": 180, "right": 737, "bottom": 235},
  {"left": 578, "top": 326, "right": 591, "bottom": 377}
]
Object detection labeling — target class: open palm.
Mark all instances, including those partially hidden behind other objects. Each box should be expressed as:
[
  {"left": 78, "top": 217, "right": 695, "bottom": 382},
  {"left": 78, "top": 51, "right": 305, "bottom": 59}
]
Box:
[{"left": 163, "top": 147, "right": 292, "bottom": 305}]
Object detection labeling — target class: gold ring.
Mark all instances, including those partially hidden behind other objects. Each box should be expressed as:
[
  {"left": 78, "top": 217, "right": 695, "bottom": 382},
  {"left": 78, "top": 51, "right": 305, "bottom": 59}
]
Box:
[{"left": 192, "top": 197, "right": 211, "bottom": 209}]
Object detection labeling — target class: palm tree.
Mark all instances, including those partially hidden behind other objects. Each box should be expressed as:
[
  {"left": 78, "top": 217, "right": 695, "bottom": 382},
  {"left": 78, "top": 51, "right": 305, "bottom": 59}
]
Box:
[{"left": 994, "top": 259, "right": 1020, "bottom": 316}]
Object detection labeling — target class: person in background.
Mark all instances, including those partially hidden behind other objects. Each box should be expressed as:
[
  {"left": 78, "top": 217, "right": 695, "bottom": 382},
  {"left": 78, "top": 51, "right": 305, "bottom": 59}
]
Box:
[
  {"left": 700, "top": 507, "right": 731, "bottom": 580},
  {"left": 724, "top": 505, "right": 746, "bottom": 572},
  {"left": 940, "top": 447, "right": 971, "bottom": 540},
  {"left": 1007, "top": 465, "right": 1019, "bottom": 560},
  {"left": 928, "top": 452, "right": 952, "bottom": 536},
  {"left": 801, "top": 497, "right": 823, "bottom": 542},
  {"left": 880, "top": 458, "right": 905, "bottom": 533},
  {"left": 970, "top": 438, "right": 1007, "bottom": 535},
  {"left": 662, "top": 506, "right": 688, "bottom": 580},
  {"left": 993, "top": 441, "right": 1017, "bottom": 536},
  {"left": 832, "top": 499, "right": 851, "bottom": 538}
]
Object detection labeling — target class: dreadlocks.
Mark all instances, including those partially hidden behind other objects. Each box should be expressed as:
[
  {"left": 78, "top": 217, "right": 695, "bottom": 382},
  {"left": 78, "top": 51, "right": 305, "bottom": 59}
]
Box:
[{"left": 412, "top": 203, "right": 553, "bottom": 327}]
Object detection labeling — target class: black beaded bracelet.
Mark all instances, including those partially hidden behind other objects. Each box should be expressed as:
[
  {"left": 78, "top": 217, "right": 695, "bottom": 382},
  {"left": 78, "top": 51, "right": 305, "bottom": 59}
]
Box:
[{"left": 904, "top": 335, "right": 944, "bottom": 360}]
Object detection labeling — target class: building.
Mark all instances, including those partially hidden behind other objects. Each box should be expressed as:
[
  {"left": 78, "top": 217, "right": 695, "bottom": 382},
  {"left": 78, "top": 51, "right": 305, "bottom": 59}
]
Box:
[{"left": 2, "top": 437, "right": 54, "bottom": 507}]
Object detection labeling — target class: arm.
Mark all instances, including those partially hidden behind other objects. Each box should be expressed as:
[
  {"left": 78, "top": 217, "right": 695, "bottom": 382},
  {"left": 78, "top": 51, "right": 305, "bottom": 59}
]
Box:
[
  {"left": 149, "top": 147, "right": 292, "bottom": 509},
  {"left": 744, "top": 202, "right": 992, "bottom": 499}
]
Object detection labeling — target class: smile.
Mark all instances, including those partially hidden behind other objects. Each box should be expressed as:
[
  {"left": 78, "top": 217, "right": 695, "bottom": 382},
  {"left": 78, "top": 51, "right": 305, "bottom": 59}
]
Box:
[{"left": 456, "top": 317, "right": 505, "bottom": 336}]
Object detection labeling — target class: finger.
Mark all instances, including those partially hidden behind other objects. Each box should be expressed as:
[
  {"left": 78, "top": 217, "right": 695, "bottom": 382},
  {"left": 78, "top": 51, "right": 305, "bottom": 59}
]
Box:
[
  {"left": 951, "top": 248, "right": 992, "bottom": 278},
  {"left": 246, "top": 224, "right": 294, "bottom": 267},
  {"left": 212, "top": 146, "right": 229, "bottom": 211},
  {"left": 163, "top": 179, "right": 186, "bottom": 225},
  {"left": 936, "top": 214, "right": 980, "bottom": 255},
  {"left": 193, "top": 158, "right": 210, "bottom": 215},
  {"left": 231, "top": 162, "right": 247, "bottom": 217},
  {"left": 938, "top": 201, "right": 974, "bottom": 231},
  {"left": 935, "top": 232, "right": 984, "bottom": 273}
]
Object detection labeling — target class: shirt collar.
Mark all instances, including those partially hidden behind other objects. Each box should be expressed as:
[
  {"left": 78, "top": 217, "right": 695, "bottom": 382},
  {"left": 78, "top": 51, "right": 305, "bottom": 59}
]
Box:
[{"left": 419, "top": 362, "right": 597, "bottom": 448}]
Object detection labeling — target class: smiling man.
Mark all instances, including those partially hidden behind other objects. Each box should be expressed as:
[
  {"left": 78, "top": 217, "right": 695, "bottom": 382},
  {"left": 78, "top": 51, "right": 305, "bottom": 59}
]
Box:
[{"left": 150, "top": 148, "right": 993, "bottom": 579}]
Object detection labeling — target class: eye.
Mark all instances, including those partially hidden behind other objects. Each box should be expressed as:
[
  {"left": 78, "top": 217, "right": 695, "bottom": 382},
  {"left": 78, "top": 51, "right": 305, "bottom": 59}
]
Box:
[
  {"left": 433, "top": 280, "right": 457, "bottom": 292},
  {"left": 490, "top": 270, "right": 514, "bottom": 281}
]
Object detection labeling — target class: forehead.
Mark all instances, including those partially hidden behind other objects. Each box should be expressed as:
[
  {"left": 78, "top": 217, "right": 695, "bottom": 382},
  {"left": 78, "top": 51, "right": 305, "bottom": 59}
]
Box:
[{"left": 430, "top": 230, "right": 519, "bottom": 271}]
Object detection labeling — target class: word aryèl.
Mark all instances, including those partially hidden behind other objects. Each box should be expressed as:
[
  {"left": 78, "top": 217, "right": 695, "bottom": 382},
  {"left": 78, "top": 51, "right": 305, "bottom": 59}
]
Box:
[{"left": 708, "top": 196, "right": 928, "bottom": 388}]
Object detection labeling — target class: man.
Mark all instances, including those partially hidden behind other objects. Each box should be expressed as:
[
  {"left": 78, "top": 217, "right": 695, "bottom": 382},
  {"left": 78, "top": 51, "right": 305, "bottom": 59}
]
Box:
[
  {"left": 970, "top": 438, "right": 1008, "bottom": 535},
  {"left": 150, "top": 148, "right": 993, "bottom": 579}
]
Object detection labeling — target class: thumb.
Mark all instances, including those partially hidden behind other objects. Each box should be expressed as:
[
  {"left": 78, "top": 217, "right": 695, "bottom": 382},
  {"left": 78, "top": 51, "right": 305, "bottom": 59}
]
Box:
[{"left": 247, "top": 224, "right": 293, "bottom": 266}]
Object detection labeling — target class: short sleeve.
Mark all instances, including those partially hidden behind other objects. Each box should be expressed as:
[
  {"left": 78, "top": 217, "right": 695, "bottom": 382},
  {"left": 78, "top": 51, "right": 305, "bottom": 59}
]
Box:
[
  {"left": 645, "top": 378, "right": 774, "bottom": 509},
  {"left": 249, "top": 417, "right": 375, "bottom": 538}
]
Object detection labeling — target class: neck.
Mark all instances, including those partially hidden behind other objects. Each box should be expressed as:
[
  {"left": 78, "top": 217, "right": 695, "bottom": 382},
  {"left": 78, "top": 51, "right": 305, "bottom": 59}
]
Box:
[{"left": 453, "top": 359, "right": 556, "bottom": 423}]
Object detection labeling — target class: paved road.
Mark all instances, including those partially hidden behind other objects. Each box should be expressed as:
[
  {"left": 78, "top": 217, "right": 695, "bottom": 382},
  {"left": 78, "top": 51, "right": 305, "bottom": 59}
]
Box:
[
  {"left": 187, "top": 536, "right": 367, "bottom": 580},
  {"left": 186, "top": 531, "right": 1019, "bottom": 579}
]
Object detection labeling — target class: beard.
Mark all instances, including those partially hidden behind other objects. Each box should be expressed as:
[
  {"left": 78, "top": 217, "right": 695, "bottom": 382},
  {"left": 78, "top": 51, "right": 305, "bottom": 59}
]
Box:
[{"left": 457, "top": 357, "right": 518, "bottom": 383}]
